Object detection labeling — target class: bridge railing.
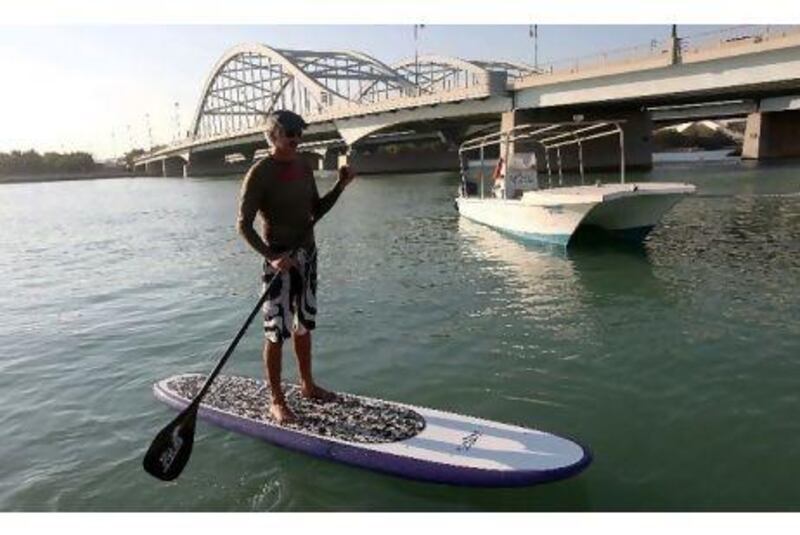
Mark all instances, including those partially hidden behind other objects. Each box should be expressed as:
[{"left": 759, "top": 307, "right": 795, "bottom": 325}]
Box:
[
  {"left": 520, "top": 24, "right": 800, "bottom": 83},
  {"left": 533, "top": 38, "right": 674, "bottom": 78},
  {"left": 679, "top": 25, "right": 800, "bottom": 55}
]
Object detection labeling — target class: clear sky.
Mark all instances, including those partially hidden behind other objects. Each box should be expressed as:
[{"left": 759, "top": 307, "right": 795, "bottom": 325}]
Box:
[{"left": 0, "top": 22, "right": 756, "bottom": 159}]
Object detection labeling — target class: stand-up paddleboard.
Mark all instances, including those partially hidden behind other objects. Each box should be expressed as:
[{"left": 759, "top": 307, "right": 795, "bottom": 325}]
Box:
[{"left": 153, "top": 374, "right": 591, "bottom": 487}]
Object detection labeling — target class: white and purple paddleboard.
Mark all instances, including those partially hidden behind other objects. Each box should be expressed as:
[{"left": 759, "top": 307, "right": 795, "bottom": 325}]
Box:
[{"left": 153, "top": 374, "right": 591, "bottom": 487}]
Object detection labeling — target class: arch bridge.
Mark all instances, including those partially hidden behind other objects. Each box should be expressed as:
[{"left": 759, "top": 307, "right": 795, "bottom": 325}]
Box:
[{"left": 134, "top": 27, "right": 800, "bottom": 177}]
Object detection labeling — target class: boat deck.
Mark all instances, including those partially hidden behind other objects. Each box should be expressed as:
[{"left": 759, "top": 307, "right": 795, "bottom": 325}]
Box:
[{"left": 520, "top": 182, "right": 696, "bottom": 206}]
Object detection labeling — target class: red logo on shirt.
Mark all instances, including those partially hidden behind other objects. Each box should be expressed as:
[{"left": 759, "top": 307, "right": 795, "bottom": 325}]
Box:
[{"left": 277, "top": 163, "right": 304, "bottom": 182}]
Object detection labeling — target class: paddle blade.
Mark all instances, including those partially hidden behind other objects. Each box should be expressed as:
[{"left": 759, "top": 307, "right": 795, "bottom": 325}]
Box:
[{"left": 142, "top": 408, "right": 197, "bottom": 481}]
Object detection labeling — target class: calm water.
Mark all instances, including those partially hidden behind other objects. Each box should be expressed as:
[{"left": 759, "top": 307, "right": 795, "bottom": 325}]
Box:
[{"left": 1, "top": 154, "right": 799, "bottom": 511}]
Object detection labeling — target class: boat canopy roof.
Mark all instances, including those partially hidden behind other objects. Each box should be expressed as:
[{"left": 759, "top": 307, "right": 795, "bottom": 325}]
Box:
[
  {"left": 459, "top": 120, "right": 625, "bottom": 155},
  {"left": 458, "top": 120, "right": 628, "bottom": 189}
]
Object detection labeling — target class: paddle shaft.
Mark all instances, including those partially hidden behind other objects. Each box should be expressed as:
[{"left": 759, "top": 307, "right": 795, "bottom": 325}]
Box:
[{"left": 191, "top": 288, "right": 270, "bottom": 408}]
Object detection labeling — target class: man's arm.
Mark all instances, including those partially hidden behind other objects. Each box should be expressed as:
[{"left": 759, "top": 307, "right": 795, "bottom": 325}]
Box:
[
  {"left": 312, "top": 165, "right": 354, "bottom": 222},
  {"left": 237, "top": 164, "right": 281, "bottom": 261}
]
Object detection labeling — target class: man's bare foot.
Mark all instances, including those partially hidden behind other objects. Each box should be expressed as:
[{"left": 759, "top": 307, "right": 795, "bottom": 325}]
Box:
[
  {"left": 269, "top": 401, "right": 297, "bottom": 425},
  {"left": 301, "top": 383, "right": 338, "bottom": 403}
]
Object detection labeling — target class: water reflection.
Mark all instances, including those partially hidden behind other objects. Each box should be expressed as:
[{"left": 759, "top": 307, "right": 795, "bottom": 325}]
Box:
[
  {"left": 457, "top": 217, "right": 664, "bottom": 303},
  {"left": 457, "top": 217, "right": 580, "bottom": 310},
  {"left": 567, "top": 233, "right": 668, "bottom": 306},
  {"left": 455, "top": 218, "right": 595, "bottom": 357},
  {"left": 456, "top": 217, "right": 676, "bottom": 347}
]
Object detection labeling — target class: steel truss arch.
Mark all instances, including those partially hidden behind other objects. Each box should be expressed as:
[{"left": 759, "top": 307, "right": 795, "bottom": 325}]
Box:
[
  {"left": 392, "top": 55, "right": 534, "bottom": 93},
  {"left": 191, "top": 43, "right": 339, "bottom": 138},
  {"left": 278, "top": 48, "right": 419, "bottom": 104},
  {"left": 191, "top": 44, "right": 423, "bottom": 139}
]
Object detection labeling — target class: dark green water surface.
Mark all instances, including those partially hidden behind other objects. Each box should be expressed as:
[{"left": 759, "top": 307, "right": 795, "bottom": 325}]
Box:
[{"left": 1, "top": 155, "right": 798, "bottom": 511}]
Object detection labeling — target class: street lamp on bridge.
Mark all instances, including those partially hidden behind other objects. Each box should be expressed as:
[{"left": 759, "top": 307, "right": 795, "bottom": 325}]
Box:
[
  {"left": 529, "top": 24, "right": 539, "bottom": 71},
  {"left": 414, "top": 24, "right": 425, "bottom": 89}
]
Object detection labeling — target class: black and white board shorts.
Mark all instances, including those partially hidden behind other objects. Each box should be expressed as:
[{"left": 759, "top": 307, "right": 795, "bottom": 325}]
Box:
[{"left": 262, "top": 245, "right": 318, "bottom": 343}]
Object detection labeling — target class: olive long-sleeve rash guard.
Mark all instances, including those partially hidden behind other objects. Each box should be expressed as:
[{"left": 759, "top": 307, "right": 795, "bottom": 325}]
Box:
[{"left": 237, "top": 156, "right": 343, "bottom": 261}]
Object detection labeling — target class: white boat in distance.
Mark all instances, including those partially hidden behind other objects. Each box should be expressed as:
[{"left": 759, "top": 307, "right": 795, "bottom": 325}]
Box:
[{"left": 455, "top": 121, "right": 696, "bottom": 246}]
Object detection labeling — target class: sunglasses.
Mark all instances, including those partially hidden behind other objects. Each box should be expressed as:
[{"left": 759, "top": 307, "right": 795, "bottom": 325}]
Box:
[{"left": 282, "top": 128, "right": 302, "bottom": 139}]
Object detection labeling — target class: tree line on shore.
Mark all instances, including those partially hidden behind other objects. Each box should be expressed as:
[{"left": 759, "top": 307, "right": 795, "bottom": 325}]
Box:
[{"left": 0, "top": 149, "right": 97, "bottom": 176}]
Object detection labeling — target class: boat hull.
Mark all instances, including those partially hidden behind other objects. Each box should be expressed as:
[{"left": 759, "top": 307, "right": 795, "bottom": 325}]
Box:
[
  {"left": 456, "top": 182, "right": 695, "bottom": 246},
  {"left": 455, "top": 197, "right": 592, "bottom": 246}
]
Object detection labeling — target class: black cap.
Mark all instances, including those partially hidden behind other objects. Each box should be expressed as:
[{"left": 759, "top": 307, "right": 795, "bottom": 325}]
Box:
[{"left": 268, "top": 110, "right": 308, "bottom": 132}]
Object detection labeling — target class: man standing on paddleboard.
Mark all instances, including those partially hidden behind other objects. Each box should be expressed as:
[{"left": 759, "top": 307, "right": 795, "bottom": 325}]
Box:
[{"left": 237, "top": 110, "right": 355, "bottom": 424}]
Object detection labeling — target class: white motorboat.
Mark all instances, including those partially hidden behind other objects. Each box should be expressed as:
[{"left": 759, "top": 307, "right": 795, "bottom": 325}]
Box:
[{"left": 455, "top": 121, "right": 696, "bottom": 246}]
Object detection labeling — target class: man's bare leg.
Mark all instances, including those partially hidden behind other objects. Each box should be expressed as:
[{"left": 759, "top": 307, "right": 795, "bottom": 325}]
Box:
[
  {"left": 293, "top": 331, "right": 336, "bottom": 402},
  {"left": 264, "top": 339, "right": 296, "bottom": 424}
]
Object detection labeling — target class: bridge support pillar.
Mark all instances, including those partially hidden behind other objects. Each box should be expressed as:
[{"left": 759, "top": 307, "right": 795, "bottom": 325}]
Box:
[
  {"left": 742, "top": 110, "right": 800, "bottom": 160},
  {"left": 500, "top": 108, "right": 653, "bottom": 171},
  {"left": 162, "top": 157, "right": 186, "bottom": 178},
  {"left": 144, "top": 161, "right": 161, "bottom": 177},
  {"left": 324, "top": 147, "right": 346, "bottom": 171}
]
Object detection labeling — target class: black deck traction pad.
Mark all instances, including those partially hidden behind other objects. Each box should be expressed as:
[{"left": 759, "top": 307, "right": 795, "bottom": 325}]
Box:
[{"left": 166, "top": 375, "right": 426, "bottom": 444}]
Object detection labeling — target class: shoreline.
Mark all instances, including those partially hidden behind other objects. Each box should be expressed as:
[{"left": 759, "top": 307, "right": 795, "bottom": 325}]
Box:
[
  {"left": 0, "top": 170, "right": 134, "bottom": 185},
  {"left": 0, "top": 148, "right": 750, "bottom": 184}
]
